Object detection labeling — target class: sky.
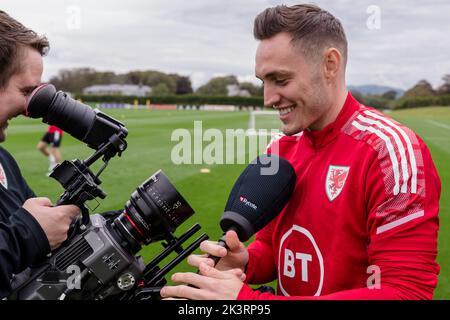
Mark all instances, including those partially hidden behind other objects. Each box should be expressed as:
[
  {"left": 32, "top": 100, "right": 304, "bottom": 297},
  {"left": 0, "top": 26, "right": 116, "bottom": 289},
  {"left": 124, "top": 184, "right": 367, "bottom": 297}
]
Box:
[{"left": 2, "top": 0, "right": 450, "bottom": 90}]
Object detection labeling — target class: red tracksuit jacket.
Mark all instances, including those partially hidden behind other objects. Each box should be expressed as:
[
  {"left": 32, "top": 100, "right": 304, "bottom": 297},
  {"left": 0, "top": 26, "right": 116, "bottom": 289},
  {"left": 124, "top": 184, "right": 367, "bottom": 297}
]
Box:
[{"left": 237, "top": 93, "right": 441, "bottom": 300}]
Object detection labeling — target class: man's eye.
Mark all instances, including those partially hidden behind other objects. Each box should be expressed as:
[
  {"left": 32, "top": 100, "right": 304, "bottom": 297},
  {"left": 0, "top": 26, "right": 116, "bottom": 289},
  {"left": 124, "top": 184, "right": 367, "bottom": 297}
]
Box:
[
  {"left": 21, "top": 90, "right": 32, "bottom": 96},
  {"left": 275, "top": 79, "right": 287, "bottom": 86}
]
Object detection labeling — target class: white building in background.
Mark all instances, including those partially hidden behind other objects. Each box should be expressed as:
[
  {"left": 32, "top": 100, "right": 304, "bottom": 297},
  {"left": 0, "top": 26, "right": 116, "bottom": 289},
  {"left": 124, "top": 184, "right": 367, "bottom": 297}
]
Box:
[
  {"left": 83, "top": 84, "right": 152, "bottom": 97},
  {"left": 226, "top": 84, "right": 251, "bottom": 97}
]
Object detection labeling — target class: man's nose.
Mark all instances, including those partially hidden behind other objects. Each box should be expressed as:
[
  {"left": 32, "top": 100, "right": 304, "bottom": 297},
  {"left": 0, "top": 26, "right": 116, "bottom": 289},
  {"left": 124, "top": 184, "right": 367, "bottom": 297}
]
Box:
[{"left": 264, "top": 85, "right": 280, "bottom": 108}]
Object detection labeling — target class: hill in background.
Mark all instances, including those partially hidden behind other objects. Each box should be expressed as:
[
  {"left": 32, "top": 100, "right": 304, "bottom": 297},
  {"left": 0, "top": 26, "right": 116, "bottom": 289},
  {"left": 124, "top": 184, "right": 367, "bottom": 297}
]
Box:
[{"left": 349, "top": 84, "right": 405, "bottom": 98}]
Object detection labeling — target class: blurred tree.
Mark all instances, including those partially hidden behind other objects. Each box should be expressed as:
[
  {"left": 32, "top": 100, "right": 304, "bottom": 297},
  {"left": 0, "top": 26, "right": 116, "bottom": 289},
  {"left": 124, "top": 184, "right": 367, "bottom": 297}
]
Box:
[
  {"left": 403, "top": 79, "right": 435, "bottom": 97},
  {"left": 437, "top": 74, "right": 450, "bottom": 95},
  {"left": 196, "top": 75, "right": 239, "bottom": 96},
  {"left": 126, "top": 70, "right": 177, "bottom": 93},
  {"left": 49, "top": 68, "right": 194, "bottom": 95},
  {"left": 382, "top": 90, "right": 398, "bottom": 100},
  {"left": 239, "top": 82, "right": 263, "bottom": 96},
  {"left": 151, "top": 83, "right": 171, "bottom": 96},
  {"left": 49, "top": 68, "right": 118, "bottom": 94},
  {"left": 175, "top": 76, "right": 193, "bottom": 94}
]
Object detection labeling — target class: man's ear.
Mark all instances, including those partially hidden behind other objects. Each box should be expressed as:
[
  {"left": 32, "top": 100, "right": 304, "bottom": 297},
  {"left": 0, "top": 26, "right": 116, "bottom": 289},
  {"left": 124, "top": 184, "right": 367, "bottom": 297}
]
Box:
[{"left": 323, "top": 47, "right": 342, "bottom": 82}]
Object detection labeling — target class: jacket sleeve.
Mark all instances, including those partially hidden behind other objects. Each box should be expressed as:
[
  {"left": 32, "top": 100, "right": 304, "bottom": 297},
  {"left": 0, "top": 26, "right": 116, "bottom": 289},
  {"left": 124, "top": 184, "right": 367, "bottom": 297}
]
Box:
[
  {"left": 21, "top": 178, "right": 36, "bottom": 200},
  {"left": 0, "top": 208, "right": 50, "bottom": 298},
  {"left": 238, "top": 135, "right": 440, "bottom": 300},
  {"left": 7, "top": 150, "right": 36, "bottom": 200}
]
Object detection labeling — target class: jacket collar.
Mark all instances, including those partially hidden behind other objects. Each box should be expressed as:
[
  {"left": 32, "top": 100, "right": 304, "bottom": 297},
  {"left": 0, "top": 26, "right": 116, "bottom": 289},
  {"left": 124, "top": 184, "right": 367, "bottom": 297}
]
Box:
[{"left": 303, "top": 92, "right": 360, "bottom": 149}]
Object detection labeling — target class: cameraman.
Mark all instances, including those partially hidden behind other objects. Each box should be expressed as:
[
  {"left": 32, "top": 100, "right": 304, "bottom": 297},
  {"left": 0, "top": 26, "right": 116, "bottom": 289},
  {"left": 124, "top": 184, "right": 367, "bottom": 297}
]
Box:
[{"left": 0, "top": 11, "right": 80, "bottom": 298}]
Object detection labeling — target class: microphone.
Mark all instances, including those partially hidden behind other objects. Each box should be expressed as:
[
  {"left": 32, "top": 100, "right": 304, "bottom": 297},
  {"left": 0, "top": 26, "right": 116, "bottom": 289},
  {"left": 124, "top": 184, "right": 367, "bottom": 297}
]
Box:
[{"left": 209, "top": 154, "right": 296, "bottom": 265}]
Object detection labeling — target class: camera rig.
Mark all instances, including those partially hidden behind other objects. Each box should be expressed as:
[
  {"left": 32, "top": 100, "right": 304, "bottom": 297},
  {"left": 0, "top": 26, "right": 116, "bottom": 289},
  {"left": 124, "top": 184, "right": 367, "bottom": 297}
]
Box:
[
  {"left": 8, "top": 84, "right": 208, "bottom": 300},
  {"left": 51, "top": 110, "right": 128, "bottom": 228}
]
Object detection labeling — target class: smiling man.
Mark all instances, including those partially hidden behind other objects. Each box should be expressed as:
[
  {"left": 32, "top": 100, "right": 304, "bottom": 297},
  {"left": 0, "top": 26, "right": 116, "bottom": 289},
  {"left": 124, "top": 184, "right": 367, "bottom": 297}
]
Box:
[
  {"left": 161, "top": 4, "right": 441, "bottom": 300},
  {"left": 0, "top": 11, "right": 80, "bottom": 298}
]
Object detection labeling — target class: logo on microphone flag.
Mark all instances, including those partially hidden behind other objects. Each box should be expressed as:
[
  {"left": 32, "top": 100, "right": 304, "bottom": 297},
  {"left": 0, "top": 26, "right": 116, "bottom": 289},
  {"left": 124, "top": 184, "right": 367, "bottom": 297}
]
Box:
[{"left": 239, "top": 196, "right": 258, "bottom": 210}]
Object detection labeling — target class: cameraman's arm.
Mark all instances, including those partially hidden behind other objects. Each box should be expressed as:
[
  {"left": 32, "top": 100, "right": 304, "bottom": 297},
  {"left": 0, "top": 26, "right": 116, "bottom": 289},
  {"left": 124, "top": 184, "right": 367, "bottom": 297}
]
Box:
[
  {"left": 0, "top": 207, "right": 50, "bottom": 298},
  {"left": 1, "top": 147, "right": 36, "bottom": 200},
  {"left": 22, "top": 178, "right": 36, "bottom": 200}
]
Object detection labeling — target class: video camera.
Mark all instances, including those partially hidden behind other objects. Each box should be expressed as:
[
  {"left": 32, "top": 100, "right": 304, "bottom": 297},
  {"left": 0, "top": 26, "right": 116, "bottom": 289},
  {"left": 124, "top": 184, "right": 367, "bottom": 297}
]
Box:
[{"left": 8, "top": 84, "right": 208, "bottom": 300}]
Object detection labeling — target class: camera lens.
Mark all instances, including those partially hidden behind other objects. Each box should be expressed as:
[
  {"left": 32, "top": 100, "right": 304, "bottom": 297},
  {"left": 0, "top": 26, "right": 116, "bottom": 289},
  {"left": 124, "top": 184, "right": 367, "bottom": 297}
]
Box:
[
  {"left": 26, "top": 83, "right": 127, "bottom": 150},
  {"left": 112, "top": 170, "right": 194, "bottom": 253}
]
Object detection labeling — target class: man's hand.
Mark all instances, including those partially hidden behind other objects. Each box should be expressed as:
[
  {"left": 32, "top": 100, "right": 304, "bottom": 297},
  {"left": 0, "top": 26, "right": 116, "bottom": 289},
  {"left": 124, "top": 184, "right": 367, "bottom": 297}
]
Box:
[
  {"left": 160, "top": 262, "right": 245, "bottom": 300},
  {"left": 22, "top": 197, "right": 81, "bottom": 250},
  {"left": 187, "top": 230, "right": 249, "bottom": 272}
]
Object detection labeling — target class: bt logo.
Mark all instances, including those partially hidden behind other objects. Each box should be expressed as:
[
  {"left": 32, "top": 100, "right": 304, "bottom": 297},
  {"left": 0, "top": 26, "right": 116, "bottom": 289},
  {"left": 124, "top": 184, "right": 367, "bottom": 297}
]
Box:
[{"left": 278, "top": 225, "right": 324, "bottom": 296}]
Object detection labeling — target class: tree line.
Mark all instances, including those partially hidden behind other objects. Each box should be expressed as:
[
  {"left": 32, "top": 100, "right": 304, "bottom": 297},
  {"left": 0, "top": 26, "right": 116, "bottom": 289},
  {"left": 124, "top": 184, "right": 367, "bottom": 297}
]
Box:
[
  {"left": 350, "top": 74, "right": 450, "bottom": 109},
  {"left": 50, "top": 68, "right": 450, "bottom": 110},
  {"left": 49, "top": 68, "right": 262, "bottom": 96}
]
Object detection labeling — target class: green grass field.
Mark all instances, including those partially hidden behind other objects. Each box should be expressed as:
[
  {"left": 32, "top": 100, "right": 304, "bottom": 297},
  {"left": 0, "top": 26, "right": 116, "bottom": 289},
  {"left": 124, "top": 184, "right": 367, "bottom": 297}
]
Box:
[{"left": 3, "top": 106, "right": 449, "bottom": 299}]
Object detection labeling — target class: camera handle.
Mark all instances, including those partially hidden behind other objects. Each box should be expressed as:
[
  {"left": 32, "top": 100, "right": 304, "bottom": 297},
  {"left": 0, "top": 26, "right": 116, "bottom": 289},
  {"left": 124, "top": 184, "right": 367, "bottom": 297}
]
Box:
[
  {"left": 48, "top": 132, "right": 128, "bottom": 237},
  {"left": 51, "top": 160, "right": 105, "bottom": 228}
]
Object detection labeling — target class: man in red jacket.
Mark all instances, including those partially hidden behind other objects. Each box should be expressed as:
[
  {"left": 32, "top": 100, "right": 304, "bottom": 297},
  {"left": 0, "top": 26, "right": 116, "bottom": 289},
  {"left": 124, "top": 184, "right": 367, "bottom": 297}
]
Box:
[{"left": 160, "top": 4, "right": 440, "bottom": 300}]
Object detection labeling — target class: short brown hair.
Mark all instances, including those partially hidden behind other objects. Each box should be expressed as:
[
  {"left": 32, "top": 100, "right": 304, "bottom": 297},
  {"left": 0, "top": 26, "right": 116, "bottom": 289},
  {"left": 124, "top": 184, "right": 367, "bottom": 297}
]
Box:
[
  {"left": 254, "top": 4, "right": 347, "bottom": 65},
  {"left": 0, "top": 11, "right": 49, "bottom": 89}
]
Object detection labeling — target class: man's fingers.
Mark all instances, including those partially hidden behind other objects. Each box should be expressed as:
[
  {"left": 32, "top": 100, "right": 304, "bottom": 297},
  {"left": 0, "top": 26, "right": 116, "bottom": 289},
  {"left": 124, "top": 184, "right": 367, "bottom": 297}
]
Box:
[
  {"left": 160, "top": 284, "right": 202, "bottom": 300},
  {"left": 187, "top": 254, "right": 215, "bottom": 268},
  {"left": 225, "top": 230, "right": 245, "bottom": 251},
  {"left": 27, "top": 197, "right": 53, "bottom": 207},
  {"left": 58, "top": 204, "right": 81, "bottom": 218},
  {"left": 198, "top": 262, "right": 242, "bottom": 280},
  {"left": 35, "top": 197, "right": 53, "bottom": 206},
  {"left": 199, "top": 240, "right": 227, "bottom": 257},
  {"left": 224, "top": 268, "right": 245, "bottom": 279},
  {"left": 171, "top": 271, "right": 210, "bottom": 289}
]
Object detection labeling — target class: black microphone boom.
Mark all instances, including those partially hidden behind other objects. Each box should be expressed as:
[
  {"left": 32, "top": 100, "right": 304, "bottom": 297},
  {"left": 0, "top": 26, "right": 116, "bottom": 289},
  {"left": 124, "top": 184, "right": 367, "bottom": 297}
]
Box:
[{"left": 210, "top": 154, "right": 296, "bottom": 265}]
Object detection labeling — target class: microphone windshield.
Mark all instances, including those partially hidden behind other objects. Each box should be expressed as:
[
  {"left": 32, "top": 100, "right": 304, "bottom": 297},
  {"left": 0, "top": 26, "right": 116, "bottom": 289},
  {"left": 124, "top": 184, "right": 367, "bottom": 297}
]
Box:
[{"left": 220, "top": 154, "right": 296, "bottom": 241}]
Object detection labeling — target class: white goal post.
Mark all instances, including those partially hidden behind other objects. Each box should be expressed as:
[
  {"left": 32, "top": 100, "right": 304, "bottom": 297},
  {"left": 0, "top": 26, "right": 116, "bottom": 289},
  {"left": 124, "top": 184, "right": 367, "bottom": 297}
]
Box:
[{"left": 247, "top": 110, "right": 280, "bottom": 136}]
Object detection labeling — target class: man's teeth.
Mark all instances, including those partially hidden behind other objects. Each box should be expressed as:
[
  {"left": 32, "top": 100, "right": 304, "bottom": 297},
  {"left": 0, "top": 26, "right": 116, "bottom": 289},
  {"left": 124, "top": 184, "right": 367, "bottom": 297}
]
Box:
[{"left": 279, "top": 107, "right": 294, "bottom": 116}]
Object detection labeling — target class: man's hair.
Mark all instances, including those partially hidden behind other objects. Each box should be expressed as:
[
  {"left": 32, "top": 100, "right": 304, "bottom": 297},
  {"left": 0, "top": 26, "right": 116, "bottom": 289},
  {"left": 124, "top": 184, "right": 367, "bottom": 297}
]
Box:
[
  {"left": 0, "top": 10, "right": 49, "bottom": 89},
  {"left": 253, "top": 4, "right": 348, "bottom": 65}
]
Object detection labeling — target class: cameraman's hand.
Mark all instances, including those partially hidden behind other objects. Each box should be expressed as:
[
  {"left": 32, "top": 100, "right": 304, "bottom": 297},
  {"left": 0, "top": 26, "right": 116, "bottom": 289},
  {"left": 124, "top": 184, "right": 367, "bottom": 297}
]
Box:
[
  {"left": 160, "top": 262, "right": 245, "bottom": 300},
  {"left": 187, "top": 230, "right": 249, "bottom": 272},
  {"left": 23, "top": 197, "right": 81, "bottom": 250}
]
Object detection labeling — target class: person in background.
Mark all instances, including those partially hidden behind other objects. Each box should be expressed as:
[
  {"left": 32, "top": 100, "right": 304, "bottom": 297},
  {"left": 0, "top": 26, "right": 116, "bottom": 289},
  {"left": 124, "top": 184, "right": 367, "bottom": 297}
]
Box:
[{"left": 37, "top": 125, "right": 63, "bottom": 173}]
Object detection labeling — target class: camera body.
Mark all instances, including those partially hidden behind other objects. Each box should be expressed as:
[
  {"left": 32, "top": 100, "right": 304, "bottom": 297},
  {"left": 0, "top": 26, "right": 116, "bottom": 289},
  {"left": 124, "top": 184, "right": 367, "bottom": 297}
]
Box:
[
  {"left": 9, "top": 84, "right": 208, "bottom": 300},
  {"left": 10, "top": 170, "right": 208, "bottom": 301},
  {"left": 9, "top": 214, "right": 146, "bottom": 300}
]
